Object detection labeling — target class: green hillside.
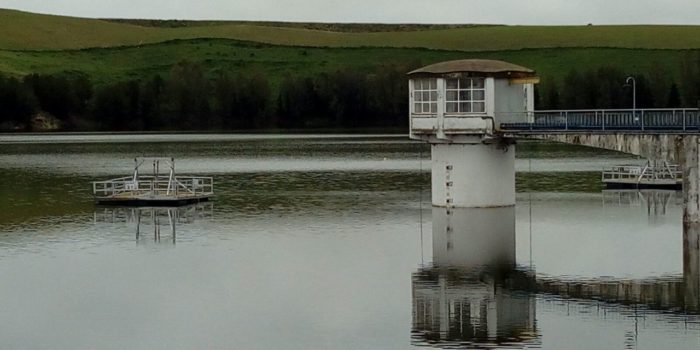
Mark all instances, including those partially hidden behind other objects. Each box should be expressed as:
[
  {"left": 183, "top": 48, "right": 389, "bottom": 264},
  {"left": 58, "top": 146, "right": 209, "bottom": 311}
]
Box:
[
  {"left": 0, "top": 38, "right": 694, "bottom": 88},
  {"left": 2, "top": 8, "right": 700, "bottom": 132},
  {"left": 4, "top": 8, "right": 700, "bottom": 51},
  {"left": 2, "top": 7, "right": 699, "bottom": 87}
]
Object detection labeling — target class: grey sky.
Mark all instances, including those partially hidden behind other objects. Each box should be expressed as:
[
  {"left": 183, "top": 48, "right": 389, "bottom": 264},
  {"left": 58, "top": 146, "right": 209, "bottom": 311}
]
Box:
[{"left": 2, "top": 0, "right": 700, "bottom": 25}]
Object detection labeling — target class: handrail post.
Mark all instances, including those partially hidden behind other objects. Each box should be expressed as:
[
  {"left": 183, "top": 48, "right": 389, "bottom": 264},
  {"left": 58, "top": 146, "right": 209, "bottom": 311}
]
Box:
[
  {"left": 683, "top": 109, "right": 687, "bottom": 131},
  {"left": 602, "top": 110, "right": 605, "bottom": 131},
  {"left": 641, "top": 110, "right": 645, "bottom": 131},
  {"left": 672, "top": 109, "right": 675, "bottom": 128}
]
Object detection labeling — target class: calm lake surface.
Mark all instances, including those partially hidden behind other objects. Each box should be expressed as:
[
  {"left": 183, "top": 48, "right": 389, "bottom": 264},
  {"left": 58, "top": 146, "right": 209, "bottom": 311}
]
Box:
[{"left": 0, "top": 134, "right": 698, "bottom": 349}]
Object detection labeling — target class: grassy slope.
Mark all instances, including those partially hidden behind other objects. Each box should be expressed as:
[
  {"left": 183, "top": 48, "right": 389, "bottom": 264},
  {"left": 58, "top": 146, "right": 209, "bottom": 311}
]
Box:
[
  {"left": 4, "top": 8, "right": 700, "bottom": 51},
  {"left": 102, "top": 18, "right": 490, "bottom": 32},
  {"left": 0, "top": 39, "right": 694, "bottom": 88},
  {"left": 1, "top": 8, "right": 699, "bottom": 97}
]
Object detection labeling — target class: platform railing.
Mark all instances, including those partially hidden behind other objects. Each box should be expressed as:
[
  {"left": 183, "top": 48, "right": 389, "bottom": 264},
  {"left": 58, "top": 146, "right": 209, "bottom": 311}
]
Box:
[
  {"left": 601, "top": 164, "right": 682, "bottom": 183},
  {"left": 92, "top": 176, "right": 214, "bottom": 198},
  {"left": 499, "top": 108, "right": 700, "bottom": 132}
]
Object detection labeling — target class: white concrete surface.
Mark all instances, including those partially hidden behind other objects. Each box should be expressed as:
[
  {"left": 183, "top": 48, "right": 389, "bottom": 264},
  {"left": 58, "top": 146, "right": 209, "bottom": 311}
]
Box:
[{"left": 431, "top": 142, "right": 515, "bottom": 208}]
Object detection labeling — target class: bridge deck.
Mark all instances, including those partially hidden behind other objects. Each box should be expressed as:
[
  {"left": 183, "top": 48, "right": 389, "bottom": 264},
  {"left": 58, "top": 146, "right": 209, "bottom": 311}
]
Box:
[{"left": 500, "top": 108, "right": 700, "bottom": 132}]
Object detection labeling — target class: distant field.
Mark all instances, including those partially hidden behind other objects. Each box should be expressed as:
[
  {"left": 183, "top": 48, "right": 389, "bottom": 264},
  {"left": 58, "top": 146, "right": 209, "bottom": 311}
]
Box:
[
  {"left": 0, "top": 38, "right": 695, "bottom": 90},
  {"left": 103, "top": 18, "right": 488, "bottom": 32},
  {"left": 1, "top": 7, "right": 699, "bottom": 97},
  {"left": 4, "top": 8, "right": 700, "bottom": 51}
]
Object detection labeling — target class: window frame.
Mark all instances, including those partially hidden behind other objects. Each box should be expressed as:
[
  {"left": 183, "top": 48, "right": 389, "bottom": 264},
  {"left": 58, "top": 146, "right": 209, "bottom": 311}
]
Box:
[
  {"left": 444, "top": 78, "right": 486, "bottom": 115},
  {"left": 412, "top": 78, "right": 438, "bottom": 115}
]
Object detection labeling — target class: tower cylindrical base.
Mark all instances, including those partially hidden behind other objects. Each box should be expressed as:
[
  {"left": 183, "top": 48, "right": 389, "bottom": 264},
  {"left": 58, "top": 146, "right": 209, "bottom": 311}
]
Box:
[
  {"left": 431, "top": 142, "right": 515, "bottom": 208},
  {"left": 432, "top": 206, "right": 515, "bottom": 268}
]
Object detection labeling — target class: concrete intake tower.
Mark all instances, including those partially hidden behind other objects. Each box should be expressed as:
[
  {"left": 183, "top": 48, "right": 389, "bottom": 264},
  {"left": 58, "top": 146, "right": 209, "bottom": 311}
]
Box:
[{"left": 408, "top": 59, "right": 539, "bottom": 208}]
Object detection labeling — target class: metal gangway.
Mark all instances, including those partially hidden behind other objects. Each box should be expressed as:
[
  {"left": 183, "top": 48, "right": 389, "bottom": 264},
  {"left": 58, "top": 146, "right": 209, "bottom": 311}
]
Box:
[
  {"left": 92, "top": 157, "right": 213, "bottom": 205},
  {"left": 500, "top": 108, "right": 700, "bottom": 132}
]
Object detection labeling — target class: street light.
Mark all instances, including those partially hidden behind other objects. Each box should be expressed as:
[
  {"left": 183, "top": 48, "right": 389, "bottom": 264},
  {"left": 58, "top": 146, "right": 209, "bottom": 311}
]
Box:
[{"left": 625, "top": 76, "right": 637, "bottom": 119}]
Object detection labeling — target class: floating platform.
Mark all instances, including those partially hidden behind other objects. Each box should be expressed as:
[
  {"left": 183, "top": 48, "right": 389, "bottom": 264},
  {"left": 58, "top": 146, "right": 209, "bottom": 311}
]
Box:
[
  {"left": 602, "top": 163, "right": 682, "bottom": 190},
  {"left": 92, "top": 157, "right": 214, "bottom": 206}
]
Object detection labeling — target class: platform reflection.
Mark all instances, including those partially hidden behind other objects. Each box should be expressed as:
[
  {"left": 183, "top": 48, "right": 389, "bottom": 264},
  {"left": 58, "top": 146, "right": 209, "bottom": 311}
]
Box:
[
  {"left": 93, "top": 203, "right": 213, "bottom": 244},
  {"left": 602, "top": 189, "right": 681, "bottom": 217}
]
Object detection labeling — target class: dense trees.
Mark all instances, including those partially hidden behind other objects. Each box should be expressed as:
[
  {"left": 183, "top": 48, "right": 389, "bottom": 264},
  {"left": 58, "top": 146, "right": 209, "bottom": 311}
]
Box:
[
  {"left": 0, "top": 75, "right": 36, "bottom": 129},
  {"left": 87, "top": 64, "right": 271, "bottom": 131},
  {"left": 681, "top": 53, "right": 700, "bottom": 108},
  {"left": 0, "top": 60, "right": 422, "bottom": 131},
  {"left": 276, "top": 63, "right": 413, "bottom": 128},
  {"left": 2, "top": 58, "right": 700, "bottom": 131},
  {"left": 24, "top": 73, "right": 92, "bottom": 121},
  {"left": 539, "top": 56, "right": 700, "bottom": 110},
  {"left": 211, "top": 71, "right": 270, "bottom": 129},
  {"left": 91, "top": 80, "right": 141, "bottom": 130},
  {"left": 546, "top": 66, "right": 649, "bottom": 109},
  {"left": 538, "top": 53, "right": 700, "bottom": 109}
]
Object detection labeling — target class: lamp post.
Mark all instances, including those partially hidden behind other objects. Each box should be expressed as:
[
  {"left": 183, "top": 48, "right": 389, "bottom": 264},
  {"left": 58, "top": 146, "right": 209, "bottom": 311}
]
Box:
[{"left": 626, "top": 76, "right": 637, "bottom": 121}]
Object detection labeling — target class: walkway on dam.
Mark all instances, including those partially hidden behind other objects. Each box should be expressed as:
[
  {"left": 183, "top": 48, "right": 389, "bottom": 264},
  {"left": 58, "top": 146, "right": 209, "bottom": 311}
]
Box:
[
  {"left": 501, "top": 108, "right": 700, "bottom": 132},
  {"left": 499, "top": 109, "right": 700, "bottom": 225}
]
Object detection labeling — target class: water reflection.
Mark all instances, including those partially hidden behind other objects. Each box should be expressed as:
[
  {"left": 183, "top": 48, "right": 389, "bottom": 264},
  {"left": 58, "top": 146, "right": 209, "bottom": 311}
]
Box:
[
  {"left": 602, "top": 190, "right": 681, "bottom": 217},
  {"left": 4, "top": 136, "right": 700, "bottom": 349},
  {"left": 93, "top": 203, "right": 213, "bottom": 244},
  {"left": 536, "top": 222, "right": 699, "bottom": 315},
  {"left": 414, "top": 201, "right": 700, "bottom": 349},
  {"left": 412, "top": 207, "right": 539, "bottom": 348},
  {"left": 685, "top": 224, "right": 700, "bottom": 312},
  {"left": 549, "top": 189, "right": 699, "bottom": 313}
]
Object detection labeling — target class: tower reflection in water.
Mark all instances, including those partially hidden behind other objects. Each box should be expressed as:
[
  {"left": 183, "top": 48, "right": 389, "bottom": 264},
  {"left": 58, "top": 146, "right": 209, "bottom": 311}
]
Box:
[
  {"left": 412, "top": 206, "right": 539, "bottom": 348},
  {"left": 93, "top": 203, "right": 213, "bottom": 244},
  {"left": 685, "top": 223, "right": 700, "bottom": 312},
  {"left": 412, "top": 191, "right": 700, "bottom": 349}
]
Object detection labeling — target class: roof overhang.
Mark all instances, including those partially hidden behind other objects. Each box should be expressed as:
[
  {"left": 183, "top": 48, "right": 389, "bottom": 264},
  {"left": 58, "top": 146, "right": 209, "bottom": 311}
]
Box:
[
  {"left": 509, "top": 77, "right": 540, "bottom": 84},
  {"left": 408, "top": 59, "right": 538, "bottom": 80}
]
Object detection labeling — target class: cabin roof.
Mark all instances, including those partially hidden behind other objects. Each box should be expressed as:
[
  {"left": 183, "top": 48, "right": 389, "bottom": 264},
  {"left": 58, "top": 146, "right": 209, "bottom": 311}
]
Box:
[{"left": 407, "top": 59, "right": 536, "bottom": 78}]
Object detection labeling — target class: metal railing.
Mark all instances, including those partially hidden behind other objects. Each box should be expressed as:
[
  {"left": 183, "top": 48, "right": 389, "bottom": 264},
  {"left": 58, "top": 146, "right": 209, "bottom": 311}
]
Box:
[
  {"left": 499, "top": 108, "right": 700, "bottom": 132},
  {"left": 602, "top": 164, "right": 682, "bottom": 184},
  {"left": 92, "top": 175, "right": 214, "bottom": 199}
]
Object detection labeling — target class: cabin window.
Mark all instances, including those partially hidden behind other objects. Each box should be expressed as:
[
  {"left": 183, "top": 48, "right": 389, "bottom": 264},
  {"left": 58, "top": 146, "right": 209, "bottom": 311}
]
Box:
[
  {"left": 413, "top": 79, "right": 438, "bottom": 114},
  {"left": 445, "top": 78, "right": 485, "bottom": 114}
]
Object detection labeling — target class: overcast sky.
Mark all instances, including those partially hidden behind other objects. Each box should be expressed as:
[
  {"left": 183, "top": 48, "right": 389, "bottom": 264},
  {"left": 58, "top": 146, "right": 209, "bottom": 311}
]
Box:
[{"left": 2, "top": 0, "right": 700, "bottom": 25}]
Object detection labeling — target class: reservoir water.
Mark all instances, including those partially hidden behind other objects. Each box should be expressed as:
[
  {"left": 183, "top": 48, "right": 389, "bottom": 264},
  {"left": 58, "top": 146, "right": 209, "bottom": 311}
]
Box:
[{"left": 0, "top": 134, "right": 698, "bottom": 349}]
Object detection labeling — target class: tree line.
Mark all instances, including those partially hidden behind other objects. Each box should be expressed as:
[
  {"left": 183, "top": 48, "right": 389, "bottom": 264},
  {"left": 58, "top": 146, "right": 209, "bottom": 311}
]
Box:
[
  {"left": 538, "top": 56, "right": 700, "bottom": 110},
  {"left": 2, "top": 57, "right": 700, "bottom": 131},
  {"left": 0, "top": 61, "right": 416, "bottom": 131}
]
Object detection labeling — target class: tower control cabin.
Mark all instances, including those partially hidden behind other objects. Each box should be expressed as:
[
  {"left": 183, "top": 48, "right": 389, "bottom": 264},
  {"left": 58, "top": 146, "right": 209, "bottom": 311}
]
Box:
[{"left": 408, "top": 59, "right": 539, "bottom": 208}]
